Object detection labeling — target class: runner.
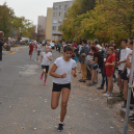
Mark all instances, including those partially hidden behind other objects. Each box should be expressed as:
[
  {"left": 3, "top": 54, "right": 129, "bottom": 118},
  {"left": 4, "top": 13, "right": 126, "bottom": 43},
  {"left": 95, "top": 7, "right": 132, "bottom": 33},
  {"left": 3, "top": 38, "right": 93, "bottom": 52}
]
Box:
[
  {"left": 36, "top": 42, "right": 42, "bottom": 60},
  {"left": 38, "top": 46, "right": 52, "bottom": 85},
  {"left": 0, "top": 31, "right": 6, "bottom": 70},
  {"left": 49, "top": 45, "right": 77, "bottom": 132},
  {"left": 29, "top": 42, "right": 34, "bottom": 59}
]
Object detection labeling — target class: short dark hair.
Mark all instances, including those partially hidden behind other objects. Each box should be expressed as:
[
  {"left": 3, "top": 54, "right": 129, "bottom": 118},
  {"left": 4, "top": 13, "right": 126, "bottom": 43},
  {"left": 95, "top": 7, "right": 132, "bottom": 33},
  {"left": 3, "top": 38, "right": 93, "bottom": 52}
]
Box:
[
  {"left": 121, "top": 38, "right": 128, "bottom": 43},
  {"left": 130, "top": 40, "right": 133, "bottom": 45},
  {"left": 82, "top": 39, "right": 87, "bottom": 44},
  {"left": 94, "top": 39, "right": 99, "bottom": 44},
  {"left": 130, "top": 37, "right": 134, "bottom": 41},
  {"left": 64, "top": 45, "right": 74, "bottom": 52}
]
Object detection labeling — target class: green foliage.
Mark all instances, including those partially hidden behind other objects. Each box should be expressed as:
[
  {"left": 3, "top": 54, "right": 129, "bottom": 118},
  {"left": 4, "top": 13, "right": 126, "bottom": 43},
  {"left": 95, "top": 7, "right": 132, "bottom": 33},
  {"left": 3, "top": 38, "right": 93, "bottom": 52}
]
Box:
[
  {"left": 0, "top": 3, "right": 34, "bottom": 41},
  {"left": 60, "top": 0, "right": 134, "bottom": 44}
]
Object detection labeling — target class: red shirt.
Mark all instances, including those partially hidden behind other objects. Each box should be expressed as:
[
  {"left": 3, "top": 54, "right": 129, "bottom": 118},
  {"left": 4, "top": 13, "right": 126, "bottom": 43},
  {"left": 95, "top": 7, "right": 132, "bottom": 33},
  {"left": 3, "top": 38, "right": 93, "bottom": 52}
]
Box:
[
  {"left": 105, "top": 54, "right": 115, "bottom": 71},
  {"left": 73, "top": 43, "right": 77, "bottom": 48},
  {"left": 29, "top": 44, "right": 34, "bottom": 51}
]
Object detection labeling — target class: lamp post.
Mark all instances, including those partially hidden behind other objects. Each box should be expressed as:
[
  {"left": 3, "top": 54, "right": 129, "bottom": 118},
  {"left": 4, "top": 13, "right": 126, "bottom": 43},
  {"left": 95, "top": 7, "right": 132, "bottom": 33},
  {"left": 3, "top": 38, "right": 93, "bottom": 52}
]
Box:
[{"left": 124, "top": 39, "right": 134, "bottom": 134}]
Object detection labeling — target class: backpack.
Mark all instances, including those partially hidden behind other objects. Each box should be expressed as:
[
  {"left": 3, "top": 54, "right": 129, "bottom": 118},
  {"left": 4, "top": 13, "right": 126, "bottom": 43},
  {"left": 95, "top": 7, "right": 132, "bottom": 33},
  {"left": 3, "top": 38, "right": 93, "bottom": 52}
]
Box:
[{"left": 97, "top": 50, "right": 104, "bottom": 68}]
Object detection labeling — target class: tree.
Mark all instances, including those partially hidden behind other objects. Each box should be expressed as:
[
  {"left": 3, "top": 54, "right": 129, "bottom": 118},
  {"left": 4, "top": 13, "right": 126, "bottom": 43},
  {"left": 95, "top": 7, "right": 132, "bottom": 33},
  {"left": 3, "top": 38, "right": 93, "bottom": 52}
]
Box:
[{"left": 0, "top": 3, "right": 15, "bottom": 40}]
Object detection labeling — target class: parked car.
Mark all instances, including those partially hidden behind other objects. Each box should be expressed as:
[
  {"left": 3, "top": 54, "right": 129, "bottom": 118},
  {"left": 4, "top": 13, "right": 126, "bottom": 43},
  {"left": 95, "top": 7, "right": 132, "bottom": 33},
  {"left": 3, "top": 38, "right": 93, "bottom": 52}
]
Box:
[{"left": 50, "top": 42, "right": 55, "bottom": 49}]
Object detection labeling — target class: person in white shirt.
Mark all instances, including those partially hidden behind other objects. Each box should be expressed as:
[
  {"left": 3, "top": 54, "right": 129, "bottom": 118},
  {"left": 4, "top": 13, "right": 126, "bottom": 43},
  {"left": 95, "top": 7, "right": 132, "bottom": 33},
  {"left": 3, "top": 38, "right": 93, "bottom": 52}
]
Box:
[
  {"left": 49, "top": 45, "right": 77, "bottom": 132},
  {"left": 36, "top": 42, "right": 42, "bottom": 60},
  {"left": 46, "top": 42, "right": 52, "bottom": 52},
  {"left": 38, "top": 46, "right": 52, "bottom": 85},
  {"left": 62, "top": 41, "right": 67, "bottom": 49},
  {"left": 117, "top": 39, "right": 131, "bottom": 108}
]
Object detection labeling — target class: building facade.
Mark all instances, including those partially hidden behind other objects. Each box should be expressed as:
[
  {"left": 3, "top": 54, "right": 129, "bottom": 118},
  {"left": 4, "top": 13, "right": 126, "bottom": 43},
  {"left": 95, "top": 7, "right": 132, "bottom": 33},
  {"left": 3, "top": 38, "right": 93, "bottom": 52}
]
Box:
[
  {"left": 45, "top": 8, "right": 53, "bottom": 41},
  {"left": 51, "top": 1, "right": 74, "bottom": 41},
  {"left": 37, "top": 16, "right": 47, "bottom": 42}
]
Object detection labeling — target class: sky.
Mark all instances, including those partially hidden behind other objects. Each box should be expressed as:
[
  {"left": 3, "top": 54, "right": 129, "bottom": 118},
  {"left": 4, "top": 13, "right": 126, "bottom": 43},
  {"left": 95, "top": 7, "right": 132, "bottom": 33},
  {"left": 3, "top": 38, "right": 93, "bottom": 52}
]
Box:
[{"left": 0, "top": 0, "right": 68, "bottom": 25}]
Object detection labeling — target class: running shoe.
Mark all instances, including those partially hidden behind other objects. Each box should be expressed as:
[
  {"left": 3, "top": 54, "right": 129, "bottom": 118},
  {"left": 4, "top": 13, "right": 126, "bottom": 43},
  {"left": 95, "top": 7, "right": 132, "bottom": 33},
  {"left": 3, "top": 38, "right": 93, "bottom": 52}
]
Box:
[
  {"left": 97, "top": 87, "right": 103, "bottom": 90},
  {"left": 57, "top": 123, "right": 64, "bottom": 132},
  {"left": 93, "top": 81, "right": 98, "bottom": 84},
  {"left": 103, "top": 92, "right": 112, "bottom": 97},
  {"left": 79, "top": 79, "right": 86, "bottom": 82},
  {"left": 44, "top": 81, "right": 47, "bottom": 85},
  {"left": 87, "top": 83, "right": 95, "bottom": 86},
  {"left": 117, "top": 92, "right": 123, "bottom": 97},
  {"left": 129, "top": 115, "right": 134, "bottom": 119},
  {"left": 40, "top": 75, "right": 43, "bottom": 80}
]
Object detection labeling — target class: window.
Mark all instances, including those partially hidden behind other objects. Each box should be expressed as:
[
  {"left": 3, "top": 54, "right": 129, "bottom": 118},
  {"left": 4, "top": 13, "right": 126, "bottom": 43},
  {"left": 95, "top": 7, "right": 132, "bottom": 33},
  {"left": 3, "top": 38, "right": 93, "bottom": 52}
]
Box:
[
  {"left": 59, "top": 12, "right": 62, "bottom": 16},
  {"left": 59, "top": 5, "right": 62, "bottom": 9},
  {"left": 54, "top": 6, "right": 58, "bottom": 10},
  {"left": 52, "top": 26, "right": 56, "bottom": 31},
  {"left": 64, "top": 5, "right": 67, "bottom": 10},
  {"left": 64, "top": 12, "right": 67, "bottom": 16},
  {"left": 59, "top": 20, "right": 62, "bottom": 23},
  {"left": 53, "top": 20, "right": 57, "bottom": 24},
  {"left": 53, "top": 12, "right": 57, "bottom": 17}
]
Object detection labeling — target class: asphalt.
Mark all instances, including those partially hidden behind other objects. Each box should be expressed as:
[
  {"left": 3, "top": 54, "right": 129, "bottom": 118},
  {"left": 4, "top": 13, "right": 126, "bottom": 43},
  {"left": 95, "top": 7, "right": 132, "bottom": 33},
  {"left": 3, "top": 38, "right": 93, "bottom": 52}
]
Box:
[{"left": 0, "top": 48, "right": 133, "bottom": 134}]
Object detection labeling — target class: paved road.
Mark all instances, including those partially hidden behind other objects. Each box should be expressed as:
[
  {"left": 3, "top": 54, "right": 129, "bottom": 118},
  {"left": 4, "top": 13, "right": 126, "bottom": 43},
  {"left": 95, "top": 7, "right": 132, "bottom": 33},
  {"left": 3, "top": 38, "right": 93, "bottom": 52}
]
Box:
[{"left": 0, "top": 48, "right": 133, "bottom": 134}]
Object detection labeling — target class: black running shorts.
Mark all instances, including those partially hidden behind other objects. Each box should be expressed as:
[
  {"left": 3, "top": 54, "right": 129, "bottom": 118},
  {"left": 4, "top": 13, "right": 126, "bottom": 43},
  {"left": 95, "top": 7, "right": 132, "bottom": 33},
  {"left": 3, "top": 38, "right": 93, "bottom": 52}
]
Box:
[
  {"left": 52, "top": 83, "right": 71, "bottom": 92},
  {"left": 41, "top": 65, "right": 49, "bottom": 73}
]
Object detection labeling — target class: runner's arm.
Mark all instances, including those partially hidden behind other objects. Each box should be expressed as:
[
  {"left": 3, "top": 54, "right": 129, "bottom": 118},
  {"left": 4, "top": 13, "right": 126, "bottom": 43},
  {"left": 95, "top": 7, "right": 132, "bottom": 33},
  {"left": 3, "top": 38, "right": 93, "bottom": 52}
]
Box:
[
  {"left": 71, "top": 68, "right": 77, "bottom": 77},
  {"left": 47, "top": 56, "right": 52, "bottom": 61},
  {"left": 38, "top": 56, "right": 43, "bottom": 65},
  {"left": 49, "top": 64, "right": 66, "bottom": 78}
]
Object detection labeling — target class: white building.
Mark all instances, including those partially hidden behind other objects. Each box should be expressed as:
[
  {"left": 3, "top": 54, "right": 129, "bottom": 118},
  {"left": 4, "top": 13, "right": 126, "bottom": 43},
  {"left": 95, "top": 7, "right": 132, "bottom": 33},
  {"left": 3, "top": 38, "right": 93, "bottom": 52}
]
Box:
[{"left": 51, "top": 1, "right": 74, "bottom": 41}]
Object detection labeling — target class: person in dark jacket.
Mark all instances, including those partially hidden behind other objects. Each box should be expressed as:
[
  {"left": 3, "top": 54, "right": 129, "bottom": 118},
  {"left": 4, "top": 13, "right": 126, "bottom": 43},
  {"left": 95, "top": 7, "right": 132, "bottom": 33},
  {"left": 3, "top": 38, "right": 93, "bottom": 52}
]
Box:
[
  {"left": 79, "top": 39, "right": 89, "bottom": 82},
  {"left": 0, "top": 31, "right": 6, "bottom": 70}
]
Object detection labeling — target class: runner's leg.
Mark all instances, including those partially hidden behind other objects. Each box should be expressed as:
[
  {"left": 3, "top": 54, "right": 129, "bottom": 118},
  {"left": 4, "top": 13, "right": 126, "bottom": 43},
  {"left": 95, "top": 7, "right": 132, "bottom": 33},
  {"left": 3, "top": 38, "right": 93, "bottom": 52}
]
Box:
[
  {"left": 45, "top": 73, "right": 47, "bottom": 81},
  {"left": 51, "top": 92, "right": 61, "bottom": 109},
  {"left": 60, "top": 88, "right": 70, "bottom": 122}
]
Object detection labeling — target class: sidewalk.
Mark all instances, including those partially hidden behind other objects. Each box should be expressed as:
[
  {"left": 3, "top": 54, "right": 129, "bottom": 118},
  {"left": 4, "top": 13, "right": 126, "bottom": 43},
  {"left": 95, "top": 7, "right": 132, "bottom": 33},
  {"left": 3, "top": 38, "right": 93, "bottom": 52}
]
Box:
[{"left": 3, "top": 46, "right": 28, "bottom": 55}]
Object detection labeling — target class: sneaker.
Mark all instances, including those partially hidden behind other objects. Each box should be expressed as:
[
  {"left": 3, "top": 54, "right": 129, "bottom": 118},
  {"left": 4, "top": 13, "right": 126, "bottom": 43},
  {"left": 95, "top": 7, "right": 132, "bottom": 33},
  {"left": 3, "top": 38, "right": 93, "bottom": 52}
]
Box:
[
  {"left": 93, "top": 81, "right": 98, "bottom": 84},
  {"left": 117, "top": 92, "right": 123, "bottom": 97},
  {"left": 79, "top": 79, "right": 86, "bottom": 82},
  {"left": 103, "top": 92, "right": 111, "bottom": 97},
  {"left": 44, "top": 81, "right": 47, "bottom": 85},
  {"left": 57, "top": 123, "right": 64, "bottom": 132},
  {"left": 129, "top": 115, "right": 134, "bottom": 119},
  {"left": 97, "top": 87, "right": 103, "bottom": 90},
  {"left": 87, "top": 82, "right": 95, "bottom": 86},
  {"left": 40, "top": 75, "right": 43, "bottom": 80},
  {"left": 131, "top": 118, "right": 134, "bottom": 122}
]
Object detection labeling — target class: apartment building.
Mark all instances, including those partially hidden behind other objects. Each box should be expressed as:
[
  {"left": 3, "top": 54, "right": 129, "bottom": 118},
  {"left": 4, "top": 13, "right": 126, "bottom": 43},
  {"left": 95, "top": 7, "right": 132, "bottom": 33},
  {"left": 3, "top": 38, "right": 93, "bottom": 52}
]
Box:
[
  {"left": 37, "top": 16, "right": 47, "bottom": 41},
  {"left": 51, "top": 1, "right": 74, "bottom": 41},
  {"left": 45, "top": 8, "right": 53, "bottom": 41}
]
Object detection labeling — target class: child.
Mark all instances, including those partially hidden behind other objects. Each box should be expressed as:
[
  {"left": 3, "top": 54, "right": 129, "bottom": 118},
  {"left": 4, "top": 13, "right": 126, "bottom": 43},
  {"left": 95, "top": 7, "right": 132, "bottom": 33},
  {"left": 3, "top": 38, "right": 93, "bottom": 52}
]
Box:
[
  {"left": 29, "top": 42, "right": 34, "bottom": 59},
  {"left": 103, "top": 47, "right": 115, "bottom": 97},
  {"left": 36, "top": 42, "right": 42, "bottom": 60},
  {"left": 49, "top": 45, "right": 77, "bottom": 132},
  {"left": 81, "top": 53, "right": 95, "bottom": 73},
  {"left": 38, "top": 46, "right": 52, "bottom": 85}
]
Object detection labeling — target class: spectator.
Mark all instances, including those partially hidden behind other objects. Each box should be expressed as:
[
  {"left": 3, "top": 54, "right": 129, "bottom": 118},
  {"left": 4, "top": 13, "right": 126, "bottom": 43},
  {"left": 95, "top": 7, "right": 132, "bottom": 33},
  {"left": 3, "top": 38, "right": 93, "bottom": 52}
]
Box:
[
  {"left": 87, "top": 46, "right": 99, "bottom": 86},
  {"left": 0, "top": 31, "right": 6, "bottom": 70},
  {"left": 103, "top": 47, "right": 115, "bottom": 97},
  {"left": 62, "top": 41, "right": 67, "bottom": 49},
  {"left": 87, "top": 40, "right": 92, "bottom": 80},
  {"left": 117, "top": 39, "right": 131, "bottom": 108},
  {"left": 58, "top": 41, "right": 62, "bottom": 53},
  {"left": 79, "top": 39, "right": 89, "bottom": 82},
  {"left": 94, "top": 39, "right": 102, "bottom": 51},
  {"left": 97, "top": 44, "right": 108, "bottom": 90},
  {"left": 72, "top": 41, "right": 77, "bottom": 48}
]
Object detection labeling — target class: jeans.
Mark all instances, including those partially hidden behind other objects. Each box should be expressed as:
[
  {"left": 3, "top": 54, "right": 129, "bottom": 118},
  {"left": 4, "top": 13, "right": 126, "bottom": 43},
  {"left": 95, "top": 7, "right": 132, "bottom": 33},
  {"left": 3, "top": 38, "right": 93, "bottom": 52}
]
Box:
[{"left": 101, "top": 67, "right": 108, "bottom": 90}]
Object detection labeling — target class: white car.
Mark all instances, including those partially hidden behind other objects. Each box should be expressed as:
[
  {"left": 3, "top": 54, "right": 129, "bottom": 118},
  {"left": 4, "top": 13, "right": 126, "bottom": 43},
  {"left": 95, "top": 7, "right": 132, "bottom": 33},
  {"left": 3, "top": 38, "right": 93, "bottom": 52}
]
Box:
[{"left": 49, "top": 42, "right": 55, "bottom": 49}]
